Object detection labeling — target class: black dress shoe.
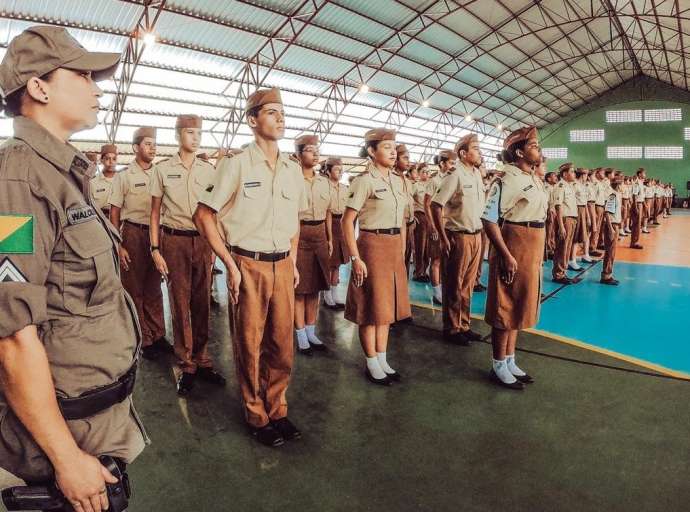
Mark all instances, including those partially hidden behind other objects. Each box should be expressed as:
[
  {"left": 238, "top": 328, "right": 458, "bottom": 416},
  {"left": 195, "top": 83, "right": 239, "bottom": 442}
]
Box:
[
  {"left": 251, "top": 424, "right": 285, "bottom": 447},
  {"left": 600, "top": 278, "right": 619, "bottom": 286},
  {"left": 589, "top": 250, "right": 603, "bottom": 257},
  {"left": 552, "top": 277, "right": 572, "bottom": 285},
  {"left": 432, "top": 297, "right": 442, "bottom": 305},
  {"left": 384, "top": 371, "right": 402, "bottom": 382},
  {"left": 141, "top": 344, "right": 159, "bottom": 360},
  {"left": 364, "top": 367, "right": 392, "bottom": 386},
  {"left": 444, "top": 331, "right": 470, "bottom": 346},
  {"left": 298, "top": 346, "right": 313, "bottom": 356},
  {"left": 152, "top": 336, "right": 174, "bottom": 354},
  {"left": 515, "top": 373, "right": 534, "bottom": 384},
  {"left": 630, "top": 244, "right": 644, "bottom": 249},
  {"left": 489, "top": 370, "right": 525, "bottom": 390},
  {"left": 324, "top": 302, "right": 341, "bottom": 310},
  {"left": 473, "top": 283, "right": 487, "bottom": 292},
  {"left": 462, "top": 329, "right": 483, "bottom": 342},
  {"left": 196, "top": 367, "right": 226, "bottom": 386},
  {"left": 177, "top": 372, "right": 196, "bottom": 396},
  {"left": 413, "top": 275, "right": 430, "bottom": 283},
  {"left": 309, "top": 341, "right": 328, "bottom": 352},
  {"left": 271, "top": 417, "right": 302, "bottom": 441}
]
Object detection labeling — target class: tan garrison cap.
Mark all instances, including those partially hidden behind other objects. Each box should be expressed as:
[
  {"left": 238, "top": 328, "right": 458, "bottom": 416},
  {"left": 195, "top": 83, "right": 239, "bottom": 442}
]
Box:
[
  {"left": 364, "top": 128, "right": 396, "bottom": 143},
  {"left": 396, "top": 144, "right": 409, "bottom": 156},
  {"left": 558, "top": 162, "right": 574, "bottom": 172},
  {"left": 100, "top": 144, "right": 117, "bottom": 156},
  {"left": 0, "top": 26, "right": 121, "bottom": 97},
  {"left": 85, "top": 152, "right": 98, "bottom": 163},
  {"left": 504, "top": 125, "right": 538, "bottom": 150},
  {"left": 325, "top": 157, "right": 342, "bottom": 167},
  {"left": 133, "top": 126, "right": 156, "bottom": 144},
  {"left": 295, "top": 134, "right": 319, "bottom": 147},
  {"left": 246, "top": 87, "right": 282, "bottom": 113},
  {"left": 454, "top": 133, "right": 479, "bottom": 154},
  {"left": 175, "top": 114, "right": 202, "bottom": 129}
]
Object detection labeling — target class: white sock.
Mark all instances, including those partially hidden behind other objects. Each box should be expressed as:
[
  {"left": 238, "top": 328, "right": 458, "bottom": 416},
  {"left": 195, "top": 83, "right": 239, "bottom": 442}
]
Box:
[
  {"left": 330, "top": 285, "right": 340, "bottom": 303},
  {"left": 366, "top": 356, "right": 387, "bottom": 379},
  {"left": 506, "top": 354, "right": 526, "bottom": 377},
  {"left": 377, "top": 352, "right": 396, "bottom": 375},
  {"left": 323, "top": 289, "right": 336, "bottom": 306},
  {"left": 305, "top": 324, "right": 323, "bottom": 345},
  {"left": 569, "top": 260, "right": 581, "bottom": 269},
  {"left": 295, "top": 328, "right": 310, "bottom": 350},
  {"left": 433, "top": 285, "right": 442, "bottom": 301},
  {"left": 492, "top": 358, "right": 517, "bottom": 384}
]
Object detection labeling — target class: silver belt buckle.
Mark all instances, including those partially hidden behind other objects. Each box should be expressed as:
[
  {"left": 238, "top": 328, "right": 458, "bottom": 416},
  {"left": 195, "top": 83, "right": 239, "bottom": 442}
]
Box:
[{"left": 254, "top": 251, "right": 260, "bottom": 261}]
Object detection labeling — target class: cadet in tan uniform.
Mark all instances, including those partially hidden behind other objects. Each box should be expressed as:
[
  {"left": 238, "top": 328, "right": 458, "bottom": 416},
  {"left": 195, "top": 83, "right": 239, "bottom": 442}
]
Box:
[
  {"left": 430, "top": 134, "right": 484, "bottom": 345},
  {"left": 109, "top": 127, "right": 169, "bottom": 360},
  {"left": 552, "top": 163, "right": 580, "bottom": 284},
  {"left": 543, "top": 171, "right": 559, "bottom": 259},
  {"left": 404, "top": 163, "right": 421, "bottom": 274},
  {"left": 568, "top": 168, "right": 590, "bottom": 270},
  {"left": 323, "top": 157, "right": 348, "bottom": 309},
  {"left": 412, "top": 163, "right": 430, "bottom": 281},
  {"left": 293, "top": 134, "right": 333, "bottom": 354},
  {"left": 90, "top": 144, "right": 118, "bottom": 215},
  {"left": 425, "top": 150, "right": 457, "bottom": 304},
  {"left": 643, "top": 178, "right": 654, "bottom": 233},
  {"left": 195, "top": 87, "right": 307, "bottom": 447},
  {"left": 149, "top": 114, "right": 225, "bottom": 395},
  {"left": 629, "top": 168, "right": 646, "bottom": 249},
  {"left": 482, "top": 126, "right": 547, "bottom": 390},
  {"left": 394, "top": 144, "right": 415, "bottom": 275},
  {"left": 343, "top": 128, "right": 411, "bottom": 385},
  {"left": 600, "top": 172, "right": 622, "bottom": 285},
  {"left": 619, "top": 175, "right": 632, "bottom": 237},
  {"left": 0, "top": 26, "right": 146, "bottom": 510},
  {"left": 589, "top": 168, "right": 606, "bottom": 253}
]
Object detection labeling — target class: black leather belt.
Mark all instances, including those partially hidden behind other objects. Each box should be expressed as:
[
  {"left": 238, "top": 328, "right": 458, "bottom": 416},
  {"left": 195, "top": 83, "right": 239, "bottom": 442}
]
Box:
[
  {"left": 58, "top": 364, "right": 137, "bottom": 421},
  {"left": 230, "top": 246, "right": 290, "bottom": 262},
  {"left": 162, "top": 226, "right": 199, "bottom": 237},
  {"left": 124, "top": 220, "right": 149, "bottom": 230},
  {"left": 332, "top": 214, "right": 343, "bottom": 219},
  {"left": 499, "top": 219, "right": 545, "bottom": 229},
  {"left": 300, "top": 220, "right": 325, "bottom": 226},
  {"left": 446, "top": 229, "right": 482, "bottom": 235},
  {"left": 361, "top": 228, "right": 401, "bottom": 235},
  {"left": 587, "top": 201, "right": 595, "bottom": 204}
]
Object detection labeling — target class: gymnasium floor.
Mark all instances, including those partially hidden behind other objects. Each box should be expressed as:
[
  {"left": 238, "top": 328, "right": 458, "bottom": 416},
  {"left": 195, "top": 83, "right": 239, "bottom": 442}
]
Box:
[{"left": 1, "top": 212, "right": 689, "bottom": 512}]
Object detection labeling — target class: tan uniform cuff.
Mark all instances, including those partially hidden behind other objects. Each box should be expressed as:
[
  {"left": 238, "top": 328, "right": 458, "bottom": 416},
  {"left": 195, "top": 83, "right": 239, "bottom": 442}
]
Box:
[{"left": 0, "top": 283, "right": 48, "bottom": 338}]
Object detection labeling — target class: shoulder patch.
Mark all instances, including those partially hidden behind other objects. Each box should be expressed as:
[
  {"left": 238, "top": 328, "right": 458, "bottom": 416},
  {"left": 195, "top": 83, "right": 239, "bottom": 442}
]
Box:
[
  {"left": 0, "top": 257, "right": 27, "bottom": 283},
  {"left": 0, "top": 215, "right": 33, "bottom": 254}
]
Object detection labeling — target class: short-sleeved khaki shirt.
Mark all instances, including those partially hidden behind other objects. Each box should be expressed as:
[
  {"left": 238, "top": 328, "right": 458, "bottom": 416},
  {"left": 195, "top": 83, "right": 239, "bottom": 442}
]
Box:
[
  {"left": 108, "top": 160, "right": 155, "bottom": 225},
  {"left": 328, "top": 180, "right": 348, "bottom": 215},
  {"left": 595, "top": 178, "right": 610, "bottom": 206},
  {"left": 346, "top": 162, "right": 407, "bottom": 229},
  {"left": 90, "top": 172, "right": 116, "bottom": 211},
  {"left": 412, "top": 180, "right": 427, "bottom": 213},
  {"left": 149, "top": 153, "right": 215, "bottom": 230},
  {"left": 482, "top": 164, "right": 548, "bottom": 224},
  {"left": 0, "top": 117, "right": 147, "bottom": 480},
  {"left": 300, "top": 174, "right": 334, "bottom": 221},
  {"left": 586, "top": 182, "right": 596, "bottom": 202},
  {"left": 425, "top": 171, "right": 449, "bottom": 198},
  {"left": 431, "top": 162, "right": 484, "bottom": 232},
  {"left": 632, "top": 180, "right": 645, "bottom": 202},
  {"left": 574, "top": 181, "right": 588, "bottom": 206},
  {"left": 199, "top": 142, "right": 307, "bottom": 253},
  {"left": 606, "top": 189, "right": 622, "bottom": 224},
  {"left": 554, "top": 181, "right": 578, "bottom": 217}
]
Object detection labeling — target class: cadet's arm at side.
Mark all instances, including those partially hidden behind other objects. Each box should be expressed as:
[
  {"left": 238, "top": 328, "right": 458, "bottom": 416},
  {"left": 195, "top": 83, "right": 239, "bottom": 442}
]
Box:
[
  {"left": 430, "top": 202, "right": 447, "bottom": 247},
  {"left": 0, "top": 325, "right": 81, "bottom": 471},
  {"left": 481, "top": 219, "right": 512, "bottom": 262},
  {"left": 193, "top": 204, "right": 236, "bottom": 272}
]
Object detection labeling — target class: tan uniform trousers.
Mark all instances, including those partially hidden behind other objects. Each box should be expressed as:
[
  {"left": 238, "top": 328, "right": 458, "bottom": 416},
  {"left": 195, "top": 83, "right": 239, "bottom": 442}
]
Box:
[
  {"left": 621, "top": 199, "right": 631, "bottom": 231},
  {"left": 545, "top": 208, "right": 557, "bottom": 256},
  {"left": 405, "top": 220, "right": 415, "bottom": 271},
  {"left": 553, "top": 217, "right": 577, "bottom": 280},
  {"left": 602, "top": 218, "right": 619, "bottom": 279},
  {"left": 630, "top": 201, "right": 644, "bottom": 245},
  {"left": 476, "top": 229, "right": 488, "bottom": 284},
  {"left": 590, "top": 205, "right": 605, "bottom": 249},
  {"left": 644, "top": 198, "right": 653, "bottom": 222},
  {"left": 413, "top": 211, "right": 429, "bottom": 278},
  {"left": 161, "top": 231, "right": 213, "bottom": 373},
  {"left": 329, "top": 215, "right": 349, "bottom": 268},
  {"left": 121, "top": 221, "right": 165, "bottom": 347},
  {"left": 441, "top": 231, "right": 482, "bottom": 334},
  {"left": 230, "top": 254, "right": 294, "bottom": 428}
]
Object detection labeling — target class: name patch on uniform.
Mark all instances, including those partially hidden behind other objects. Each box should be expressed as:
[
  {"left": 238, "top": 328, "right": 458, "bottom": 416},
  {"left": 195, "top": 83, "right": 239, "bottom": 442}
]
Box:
[
  {"left": 66, "top": 205, "right": 97, "bottom": 226},
  {"left": 463, "top": 184, "right": 473, "bottom": 189},
  {"left": 134, "top": 183, "right": 147, "bottom": 188},
  {"left": 168, "top": 174, "right": 182, "bottom": 179},
  {"left": 96, "top": 188, "right": 107, "bottom": 193},
  {"left": 244, "top": 181, "right": 261, "bottom": 188},
  {"left": 0, "top": 215, "right": 33, "bottom": 254},
  {"left": 0, "top": 257, "right": 27, "bottom": 282},
  {"left": 375, "top": 188, "right": 387, "bottom": 193},
  {"left": 522, "top": 185, "right": 534, "bottom": 192}
]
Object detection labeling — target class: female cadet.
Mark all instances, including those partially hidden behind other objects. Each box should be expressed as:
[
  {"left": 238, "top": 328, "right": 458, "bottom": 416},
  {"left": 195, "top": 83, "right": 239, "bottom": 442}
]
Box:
[
  {"left": 342, "top": 128, "right": 411, "bottom": 385},
  {"left": 600, "top": 172, "right": 622, "bottom": 286},
  {"left": 543, "top": 171, "right": 559, "bottom": 259},
  {"left": 0, "top": 26, "right": 146, "bottom": 510},
  {"left": 425, "top": 150, "right": 457, "bottom": 304},
  {"left": 481, "top": 126, "right": 547, "bottom": 390},
  {"left": 293, "top": 134, "right": 333, "bottom": 354},
  {"left": 404, "top": 164, "right": 421, "bottom": 274},
  {"left": 412, "top": 163, "right": 430, "bottom": 281},
  {"left": 394, "top": 145, "right": 415, "bottom": 274},
  {"left": 324, "top": 157, "right": 348, "bottom": 309},
  {"left": 90, "top": 144, "right": 118, "bottom": 215}
]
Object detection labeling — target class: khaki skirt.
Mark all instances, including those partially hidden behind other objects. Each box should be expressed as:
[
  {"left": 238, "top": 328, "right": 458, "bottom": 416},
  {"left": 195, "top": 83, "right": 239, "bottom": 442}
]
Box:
[
  {"left": 345, "top": 231, "right": 411, "bottom": 325},
  {"left": 329, "top": 215, "right": 349, "bottom": 268},
  {"left": 485, "top": 223, "right": 544, "bottom": 330},
  {"left": 295, "top": 222, "right": 330, "bottom": 295},
  {"left": 575, "top": 205, "right": 589, "bottom": 244}
]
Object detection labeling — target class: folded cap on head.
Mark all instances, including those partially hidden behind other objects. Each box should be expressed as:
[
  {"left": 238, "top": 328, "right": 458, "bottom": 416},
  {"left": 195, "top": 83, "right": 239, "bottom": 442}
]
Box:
[
  {"left": 0, "top": 26, "right": 121, "bottom": 97},
  {"left": 245, "top": 87, "right": 282, "bottom": 113},
  {"left": 175, "top": 114, "right": 202, "bottom": 129},
  {"left": 133, "top": 126, "right": 156, "bottom": 144},
  {"left": 295, "top": 134, "right": 319, "bottom": 148},
  {"left": 558, "top": 162, "right": 574, "bottom": 173},
  {"left": 503, "top": 125, "right": 538, "bottom": 150},
  {"left": 100, "top": 144, "right": 117, "bottom": 156},
  {"left": 325, "top": 157, "right": 342, "bottom": 167},
  {"left": 364, "top": 128, "right": 396, "bottom": 143}
]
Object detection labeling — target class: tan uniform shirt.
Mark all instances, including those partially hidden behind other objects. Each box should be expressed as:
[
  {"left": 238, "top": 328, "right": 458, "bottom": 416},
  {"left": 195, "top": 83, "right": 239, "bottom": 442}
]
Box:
[
  {"left": 300, "top": 174, "right": 334, "bottom": 221},
  {"left": 0, "top": 117, "right": 147, "bottom": 478},
  {"left": 402, "top": 176, "right": 415, "bottom": 221},
  {"left": 548, "top": 181, "right": 560, "bottom": 208},
  {"left": 621, "top": 183, "right": 632, "bottom": 200},
  {"left": 108, "top": 160, "right": 156, "bottom": 225},
  {"left": 199, "top": 142, "right": 307, "bottom": 253},
  {"left": 328, "top": 180, "right": 348, "bottom": 215},
  {"left": 346, "top": 162, "right": 407, "bottom": 229},
  {"left": 586, "top": 181, "right": 596, "bottom": 202},
  {"left": 554, "top": 181, "right": 578, "bottom": 218},
  {"left": 482, "top": 164, "right": 548, "bottom": 223},
  {"left": 412, "top": 180, "right": 427, "bottom": 213},
  {"left": 425, "top": 171, "right": 449, "bottom": 198},
  {"left": 605, "top": 188, "right": 622, "bottom": 224},
  {"left": 544, "top": 183, "right": 553, "bottom": 204},
  {"left": 574, "top": 181, "right": 588, "bottom": 206},
  {"left": 149, "top": 153, "right": 215, "bottom": 230},
  {"left": 633, "top": 180, "right": 646, "bottom": 202},
  {"left": 644, "top": 185, "right": 655, "bottom": 199},
  {"left": 90, "top": 172, "right": 116, "bottom": 211},
  {"left": 431, "top": 162, "right": 484, "bottom": 232}
]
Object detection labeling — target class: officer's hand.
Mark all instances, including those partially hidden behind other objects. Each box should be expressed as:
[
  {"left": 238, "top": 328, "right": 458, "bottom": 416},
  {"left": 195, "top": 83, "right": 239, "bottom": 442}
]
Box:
[
  {"left": 118, "top": 246, "right": 131, "bottom": 272},
  {"left": 55, "top": 451, "right": 118, "bottom": 512},
  {"left": 430, "top": 229, "right": 439, "bottom": 241},
  {"left": 152, "top": 250, "right": 169, "bottom": 278},
  {"left": 328, "top": 240, "right": 333, "bottom": 257},
  {"left": 441, "top": 237, "right": 451, "bottom": 256},
  {"left": 500, "top": 253, "right": 518, "bottom": 284},
  {"left": 226, "top": 263, "right": 242, "bottom": 305},
  {"left": 353, "top": 258, "right": 368, "bottom": 287},
  {"left": 293, "top": 263, "right": 300, "bottom": 289}
]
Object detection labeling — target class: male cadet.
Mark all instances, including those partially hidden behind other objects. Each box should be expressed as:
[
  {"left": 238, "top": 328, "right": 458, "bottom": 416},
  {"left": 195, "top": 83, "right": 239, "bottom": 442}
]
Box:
[
  {"left": 90, "top": 143, "right": 118, "bottom": 215},
  {"left": 149, "top": 115, "right": 225, "bottom": 395},
  {"left": 194, "top": 88, "right": 307, "bottom": 448},
  {"left": 589, "top": 167, "right": 607, "bottom": 254},
  {"left": 430, "top": 133, "right": 484, "bottom": 345},
  {"left": 0, "top": 25, "right": 146, "bottom": 510},
  {"left": 629, "top": 168, "right": 646, "bottom": 249},
  {"left": 552, "top": 163, "right": 580, "bottom": 284},
  {"left": 600, "top": 171, "right": 623, "bottom": 285},
  {"left": 109, "top": 127, "right": 169, "bottom": 360}
]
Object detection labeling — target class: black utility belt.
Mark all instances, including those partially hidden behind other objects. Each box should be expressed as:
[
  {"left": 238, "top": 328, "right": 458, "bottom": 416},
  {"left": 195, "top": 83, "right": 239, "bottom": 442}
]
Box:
[
  {"left": 58, "top": 364, "right": 137, "bottom": 421},
  {"left": 230, "top": 245, "right": 290, "bottom": 262},
  {"left": 361, "top": 228, "right": 401, "bottom": 235},
  {"left": 446, "top": 228, "right": 482, "bottom": 235},
  {"left": 499, "top": 219, "right": 545, "bottom": 229},
  {"left": 300, "top": 220, "right": 325, "bottom": 226},
  {"left": 124, "top": 220, "right": 149, "bottom": 230},
  {"left": 162, "top": 226, "right": 199, "bottom": 237}
]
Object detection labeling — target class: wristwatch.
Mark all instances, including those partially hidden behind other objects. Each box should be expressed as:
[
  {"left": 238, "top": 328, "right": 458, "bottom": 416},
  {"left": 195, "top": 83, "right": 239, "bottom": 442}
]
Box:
[{"left": 150, "top": 245, "right": 159, "bottom": 253}]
